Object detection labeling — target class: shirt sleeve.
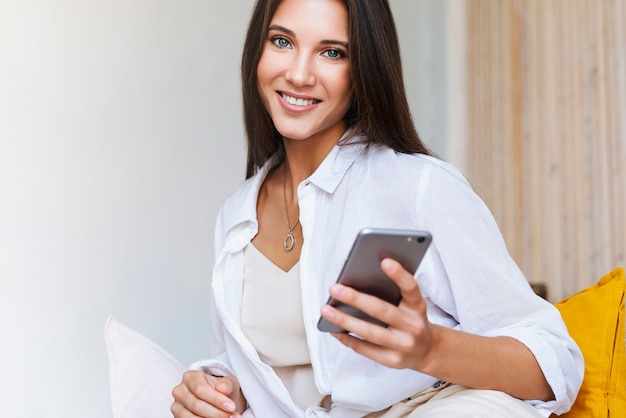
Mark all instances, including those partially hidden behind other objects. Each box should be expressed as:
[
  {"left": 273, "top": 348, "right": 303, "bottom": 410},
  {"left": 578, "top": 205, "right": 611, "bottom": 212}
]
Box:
[
  {"left": 416, "top": 161, "right": 584, "bottom": 416},
  {"left": 188, "top": 206, "right": 233, "bottom": 374},
  {"left": 208, "top": 206, "right": 231, "bottom": 362}
]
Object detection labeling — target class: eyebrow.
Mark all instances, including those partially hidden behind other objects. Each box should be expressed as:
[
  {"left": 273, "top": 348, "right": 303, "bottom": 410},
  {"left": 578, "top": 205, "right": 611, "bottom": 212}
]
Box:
[{"left": 267, "top": 24, "right": 349, "bottom": 50}]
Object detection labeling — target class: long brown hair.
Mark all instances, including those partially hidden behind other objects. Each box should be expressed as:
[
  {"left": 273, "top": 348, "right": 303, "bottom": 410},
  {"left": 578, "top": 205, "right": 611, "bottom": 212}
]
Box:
[{"left": 241, "top": 0, "right": 431, "bottom": 178}]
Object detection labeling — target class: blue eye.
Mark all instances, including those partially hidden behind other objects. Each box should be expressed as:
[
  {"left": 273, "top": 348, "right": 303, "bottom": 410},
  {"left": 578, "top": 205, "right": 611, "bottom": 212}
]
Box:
[
  {"left": 273, "top": 36, "right": 290, "bottom": 48},
  {"left": 324, "top": 49, "right": 344, "bottom": 59}
]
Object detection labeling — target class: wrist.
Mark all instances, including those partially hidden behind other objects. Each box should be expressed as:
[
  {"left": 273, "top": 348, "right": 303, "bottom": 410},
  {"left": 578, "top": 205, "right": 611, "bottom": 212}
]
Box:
[{"left": 417, "top": 324, "right": 445, "bottom": 377}]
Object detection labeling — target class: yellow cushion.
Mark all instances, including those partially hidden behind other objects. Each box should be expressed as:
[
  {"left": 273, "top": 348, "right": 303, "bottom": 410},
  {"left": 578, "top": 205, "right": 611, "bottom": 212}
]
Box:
[{"left": 554, "top": 267, "right": 625, "bottom": 417}]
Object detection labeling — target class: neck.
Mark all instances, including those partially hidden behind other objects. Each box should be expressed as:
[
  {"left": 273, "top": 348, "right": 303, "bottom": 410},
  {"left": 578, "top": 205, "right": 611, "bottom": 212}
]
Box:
[{"left": 282, "top": 124, "right": 347, "bottom": 186}]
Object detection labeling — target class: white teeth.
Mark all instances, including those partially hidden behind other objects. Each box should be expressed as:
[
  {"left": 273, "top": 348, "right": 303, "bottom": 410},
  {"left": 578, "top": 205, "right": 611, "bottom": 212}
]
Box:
[{"left": 282, "top": 93, "right": 317, "bottom": 107}]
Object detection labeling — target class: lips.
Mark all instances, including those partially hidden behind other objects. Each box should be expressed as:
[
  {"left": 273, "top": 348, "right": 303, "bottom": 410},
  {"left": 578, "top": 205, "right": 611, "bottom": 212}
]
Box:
[{"left": 280, "top": 92, "right": 320, "bottom": 107}]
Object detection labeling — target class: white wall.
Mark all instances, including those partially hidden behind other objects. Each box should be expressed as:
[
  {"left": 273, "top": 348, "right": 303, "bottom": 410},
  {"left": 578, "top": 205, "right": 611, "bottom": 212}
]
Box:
[
  {"left": 391, "top": 0, "right": 449, "bottom": 158},
  {"left": 0, "top": 1, "right": 447, "bottom": 417},
  {"left": 0, "top": 1, "right": 254, "bottom": 416}
]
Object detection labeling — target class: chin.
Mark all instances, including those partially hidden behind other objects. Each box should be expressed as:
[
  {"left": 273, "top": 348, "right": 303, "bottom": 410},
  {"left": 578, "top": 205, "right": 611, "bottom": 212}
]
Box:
[
  {"left": 273, "top": 125, "right": 315, "bottom": 142},
  {"left": 274, "top": 122, "right": 346, "bottom": 144}
]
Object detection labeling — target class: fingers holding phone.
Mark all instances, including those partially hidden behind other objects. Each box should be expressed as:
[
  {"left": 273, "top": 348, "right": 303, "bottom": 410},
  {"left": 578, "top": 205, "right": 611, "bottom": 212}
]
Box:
[
  {"left": 321, "top": 257, "right": 437, "bottom": 371},
  {"left": 379, "top": 257, "right": 429, "bottom": 320},
  {"left": 317, "top": 228, "right": 431, "bottom": 333}
]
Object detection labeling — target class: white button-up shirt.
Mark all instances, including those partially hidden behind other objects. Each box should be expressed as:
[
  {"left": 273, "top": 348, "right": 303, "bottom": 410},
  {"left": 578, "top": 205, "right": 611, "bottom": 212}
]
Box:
[{"left": 191, "top": 137, "right": 583, "bottom": 417}]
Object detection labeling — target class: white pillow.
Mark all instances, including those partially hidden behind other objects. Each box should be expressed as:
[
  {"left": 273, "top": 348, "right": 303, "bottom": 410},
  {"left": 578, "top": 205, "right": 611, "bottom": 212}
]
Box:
[{"left": 104, "top": 315, "right": 186, "bottom": 418}]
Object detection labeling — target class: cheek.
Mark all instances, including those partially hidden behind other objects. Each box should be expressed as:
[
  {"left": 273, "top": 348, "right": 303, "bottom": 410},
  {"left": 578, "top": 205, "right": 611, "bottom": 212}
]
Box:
[
  {"left": 256, "top": 54, "right": 269, "bottom": 89},
  {"left": 256, "top": 45, "right": 278, "bottom": 86},
  {"left": 256, "top": 54, "right": 273, "bottom": 107},
  {"left": 335, "top": 69, "right": 353, "bottom": 106}
]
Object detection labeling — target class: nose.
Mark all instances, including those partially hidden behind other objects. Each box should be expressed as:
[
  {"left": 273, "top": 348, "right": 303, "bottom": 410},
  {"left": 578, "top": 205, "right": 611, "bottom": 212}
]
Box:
[{"left": 284, "top": 53, "right": 316, "bottom": 87}]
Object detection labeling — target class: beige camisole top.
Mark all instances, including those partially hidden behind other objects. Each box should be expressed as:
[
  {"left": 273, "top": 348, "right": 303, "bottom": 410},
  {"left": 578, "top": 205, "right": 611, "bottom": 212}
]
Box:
[{"left": 241, "top": 243, "right": 325, "bottom": 410}]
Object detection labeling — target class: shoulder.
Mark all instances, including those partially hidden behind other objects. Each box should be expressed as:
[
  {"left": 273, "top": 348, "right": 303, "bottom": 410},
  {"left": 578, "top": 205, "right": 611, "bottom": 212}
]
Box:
[
  {"left": 217, "top": 157, "right": 276, "bottom": 230},
  {"left": 356, "top": 144, "right": 472, "bottom": 190},
  {"left": 355, "top": 145, "right": 490, "bottom": 223}
]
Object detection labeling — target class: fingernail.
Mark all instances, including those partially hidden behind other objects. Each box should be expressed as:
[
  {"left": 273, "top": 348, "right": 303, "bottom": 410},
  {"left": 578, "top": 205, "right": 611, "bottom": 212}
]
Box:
[
  {"left": 223, "top": 401, "right": 236, "bottom": 412},
  {"left": 382, "top": 258, "right": 396, "bottom": 271},
  {"left": 321, "top": 305, "right": 335, "bottom": 320},
  {"left": 330, "top": 284, "right": 346, "bottom": 297}
]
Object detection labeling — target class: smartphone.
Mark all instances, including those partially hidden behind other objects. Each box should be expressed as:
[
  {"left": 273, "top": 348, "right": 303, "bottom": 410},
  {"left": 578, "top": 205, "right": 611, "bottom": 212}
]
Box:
[{"left": 317, "top": 228, "right": 432, "bottom": 333}]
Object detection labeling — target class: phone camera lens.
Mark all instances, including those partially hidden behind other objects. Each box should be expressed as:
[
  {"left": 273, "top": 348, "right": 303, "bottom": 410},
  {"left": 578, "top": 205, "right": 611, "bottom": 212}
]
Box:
[{"left": 417, "top": 236, "right": 425, "bottom": 243}]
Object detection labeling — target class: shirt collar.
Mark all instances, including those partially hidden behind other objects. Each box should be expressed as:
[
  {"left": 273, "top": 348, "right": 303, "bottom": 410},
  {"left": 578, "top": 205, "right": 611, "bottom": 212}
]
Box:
[
  {"left": 228, "top": 131, "right": 367, "bottom": 228},
  {"left": 307, "top": 130, "right": 366, "bottom": 194}
]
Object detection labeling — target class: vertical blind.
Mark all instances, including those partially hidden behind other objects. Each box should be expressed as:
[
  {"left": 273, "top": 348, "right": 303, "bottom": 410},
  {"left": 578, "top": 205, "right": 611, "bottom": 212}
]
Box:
[{"left": 462, "top": 0, "right": 625, "bottom": 301}]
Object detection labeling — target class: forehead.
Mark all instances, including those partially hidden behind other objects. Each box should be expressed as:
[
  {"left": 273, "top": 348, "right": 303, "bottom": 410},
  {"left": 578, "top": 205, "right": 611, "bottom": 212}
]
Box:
[{"left": 270, "top": 0, "right": 349, "bottom": 40}]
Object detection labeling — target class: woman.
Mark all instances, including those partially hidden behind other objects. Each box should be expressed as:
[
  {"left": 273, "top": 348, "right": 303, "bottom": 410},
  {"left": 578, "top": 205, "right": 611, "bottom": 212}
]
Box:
[{"left": 171, "top": 0, "right": 583, "bottom": 417}]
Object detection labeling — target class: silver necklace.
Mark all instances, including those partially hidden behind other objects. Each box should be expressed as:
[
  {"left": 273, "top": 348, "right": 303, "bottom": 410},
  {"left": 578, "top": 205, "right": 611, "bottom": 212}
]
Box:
[{"left": 283, "top": 164, "right": 300, "bottom": 251}]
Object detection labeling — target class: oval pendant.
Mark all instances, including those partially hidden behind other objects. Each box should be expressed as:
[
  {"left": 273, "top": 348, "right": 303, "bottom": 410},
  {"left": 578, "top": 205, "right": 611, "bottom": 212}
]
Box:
[{"left": 284, "top": 230, "right": 296, "bottom": 251}]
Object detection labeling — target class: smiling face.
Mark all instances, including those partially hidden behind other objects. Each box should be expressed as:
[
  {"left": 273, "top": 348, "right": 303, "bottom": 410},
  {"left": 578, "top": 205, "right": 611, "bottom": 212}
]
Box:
[{"left": 256, "top": 0, "right": 352, "bottom": 146}]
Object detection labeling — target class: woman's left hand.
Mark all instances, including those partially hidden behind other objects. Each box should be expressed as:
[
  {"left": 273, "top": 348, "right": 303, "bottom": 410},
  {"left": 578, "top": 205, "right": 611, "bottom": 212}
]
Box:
[{"left": 319, "top": 258, "right": 439, "bottom": 372}]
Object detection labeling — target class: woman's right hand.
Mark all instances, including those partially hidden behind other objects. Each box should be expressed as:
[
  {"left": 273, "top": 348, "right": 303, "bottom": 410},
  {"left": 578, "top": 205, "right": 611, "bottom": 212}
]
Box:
[{"left": 171, "top": 370, "right": 246, "bottom": 418}]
